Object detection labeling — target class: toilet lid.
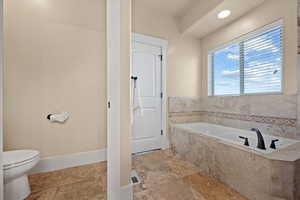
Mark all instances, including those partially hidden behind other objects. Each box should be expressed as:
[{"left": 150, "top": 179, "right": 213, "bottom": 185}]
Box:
[{"left": 3, "top": 150, "right": 40, "bottom": 169}]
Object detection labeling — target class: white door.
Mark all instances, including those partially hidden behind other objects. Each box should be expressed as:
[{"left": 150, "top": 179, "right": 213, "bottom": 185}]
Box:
[{"left": 132, "top": 41, "right": 162, "bottom": 154}]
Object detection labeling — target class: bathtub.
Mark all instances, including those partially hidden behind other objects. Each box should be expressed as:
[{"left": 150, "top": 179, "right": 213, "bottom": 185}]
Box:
[
  {"left": 174, "top": 122, "right": 298, "bottom": 154},
  {"left": 170, "top": 122, "right": 300, "bottom": 200}
]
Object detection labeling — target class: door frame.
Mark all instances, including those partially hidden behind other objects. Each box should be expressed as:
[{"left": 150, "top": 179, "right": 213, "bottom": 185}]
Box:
[
  {"left": 107, "top": 0, "right": 133, "bottom": 199},
  {"left": 132, "top": 33, "right": 169, "bottom": 151},
  {"left": 107, "top": 0, "right": 121, "bottom": 199},
  {"left": 0, "top": 0, "right": 3, "bottom": 198}
]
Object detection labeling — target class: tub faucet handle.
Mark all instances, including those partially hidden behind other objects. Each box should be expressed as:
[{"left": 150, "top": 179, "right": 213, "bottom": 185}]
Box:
[
  {"left": 239, "top": 136, "right": 249, "bottom": 146},
  {"left": 270, "top": 139, "right": 279, "bottom": 149}
]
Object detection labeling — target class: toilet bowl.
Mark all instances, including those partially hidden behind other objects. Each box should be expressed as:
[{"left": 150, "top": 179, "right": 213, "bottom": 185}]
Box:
[{"left": 3, "top": 150, "right": 40, "bottom": 200}]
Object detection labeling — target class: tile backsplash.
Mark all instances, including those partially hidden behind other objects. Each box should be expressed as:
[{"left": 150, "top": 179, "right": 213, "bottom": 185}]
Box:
[{"left": 169, "top": 95, "right": 299, "bottom": 139}]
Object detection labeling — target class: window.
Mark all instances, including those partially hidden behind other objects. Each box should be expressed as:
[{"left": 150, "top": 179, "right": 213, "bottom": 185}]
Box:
[{"left": 209, "top": 20, "right": 283, "bottom": 96}]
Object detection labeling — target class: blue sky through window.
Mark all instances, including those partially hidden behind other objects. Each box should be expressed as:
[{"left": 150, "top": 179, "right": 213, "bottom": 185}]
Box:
[{"left": 213, "top": 44, "right": 240, "bottom": 95}]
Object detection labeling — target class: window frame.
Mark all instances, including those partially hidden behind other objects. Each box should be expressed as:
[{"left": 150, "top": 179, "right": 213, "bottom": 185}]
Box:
[{"left": 208, "top": 19, "right": 284, "bottom": 97}]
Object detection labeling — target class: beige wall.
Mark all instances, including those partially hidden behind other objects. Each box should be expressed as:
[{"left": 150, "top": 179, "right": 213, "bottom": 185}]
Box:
[
  {"left": 200, "top": 0, "right": 298, "bottom": 96},
  {"left": 4, "top": 0, "right": 107, "bottom": 158},
  {"left": 132, "top": 0, "right": 202, "bottom": 97}
]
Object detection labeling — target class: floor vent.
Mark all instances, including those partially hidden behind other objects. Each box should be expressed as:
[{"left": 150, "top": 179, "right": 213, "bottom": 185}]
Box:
[
  {"left": 132, "top": 149, "right": 161, "bottom": 157},
  {"left": 131, "top": 176, "right": 139, "bottom": 184},
  {"left": 130, "top": 170, "right": 141, "bottom": 185}
]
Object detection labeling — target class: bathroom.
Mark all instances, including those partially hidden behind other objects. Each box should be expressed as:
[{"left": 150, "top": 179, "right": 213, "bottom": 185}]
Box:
[{"left": 0, "top": 0, "right": 300, "bottom": 200}]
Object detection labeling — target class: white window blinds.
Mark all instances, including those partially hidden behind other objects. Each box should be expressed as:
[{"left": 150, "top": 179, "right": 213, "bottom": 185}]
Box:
[
  {"left": 243, "top": 25, "right": 283, "bottom": 94},
  {"left": 209, "top": 20, "right": 283, "bottom": 96}
]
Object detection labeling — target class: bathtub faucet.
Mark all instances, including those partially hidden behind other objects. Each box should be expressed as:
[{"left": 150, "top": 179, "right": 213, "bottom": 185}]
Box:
[{"left": 250, "top": 128, "right": 266, "bottom": 150}]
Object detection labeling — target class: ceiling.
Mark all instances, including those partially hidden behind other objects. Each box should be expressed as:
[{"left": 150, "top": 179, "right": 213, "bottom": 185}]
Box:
[
  {"left": 185, "top": 0, "right": 266, "bottom": 38},
  {"left": 133, "top": 0, "right": 200, "bottom": 18},
  {"left": 134, "top": 0, "right": 266, "bottom": 39}
]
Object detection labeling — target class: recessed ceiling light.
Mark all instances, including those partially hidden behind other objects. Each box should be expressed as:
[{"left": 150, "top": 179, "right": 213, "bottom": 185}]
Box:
[{"left": 218, "top": 10, "right": 231, "bottom": 19}]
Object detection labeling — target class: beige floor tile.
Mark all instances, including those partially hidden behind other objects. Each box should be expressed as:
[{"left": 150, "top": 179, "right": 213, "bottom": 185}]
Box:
[
  {"left": 26, "top": 150, "right": 246, "bottom": 200},
  {"left": 145, "top": 179, "right": 206, "bottom": 200},
  {"left": 132, "top": 150, "right": 247, "bottom": 200},
  {"left": 26, "top": 187, "right": 58, "bottom": 200},
  {"left": 182, "top": 173, "right": 247, "bottom": 200},
  {"left": 133, "top": 189, "right": 155, "bottom": 200},
  {"left": 27, "top": 162, "right": 107, "bottom": 200},
  {"left": 54, "top": 180, "right": 106, "bottom": 200}
]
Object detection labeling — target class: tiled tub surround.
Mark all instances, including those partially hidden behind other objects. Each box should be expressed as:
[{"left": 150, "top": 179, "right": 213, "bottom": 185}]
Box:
[
  {"left": 169, "top": 95, "right": 299, "bottom": 139},
  {"left": 175, "top": 122, "right": 298, "bottom": 154},
  {"left": 170, "top": 123, "right": 300, "bottom": 200}
]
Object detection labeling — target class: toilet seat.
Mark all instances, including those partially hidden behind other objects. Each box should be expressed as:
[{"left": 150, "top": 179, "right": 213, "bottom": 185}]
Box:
[{"left": 4, "top": 150, "right": 40, "bottom": 170}]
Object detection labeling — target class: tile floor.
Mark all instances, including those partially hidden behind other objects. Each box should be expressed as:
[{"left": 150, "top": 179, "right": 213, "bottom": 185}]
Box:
[
  {"left": 27, "top": 162, "right": 107, "bottom": 200},
  {"left": 132, "top": 150, "right": 247, "bottom": 200},
  {"left": 27, "top": 150, "right": 247, "bottom": 200}
]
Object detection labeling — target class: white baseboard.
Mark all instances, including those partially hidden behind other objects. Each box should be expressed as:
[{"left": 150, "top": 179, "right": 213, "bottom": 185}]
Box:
[
  {"left": 120, "top": 184, "right": 133, "bottom": 200},
  {"left": 30, "top": 149, "right": 107, "bottom": 174}
]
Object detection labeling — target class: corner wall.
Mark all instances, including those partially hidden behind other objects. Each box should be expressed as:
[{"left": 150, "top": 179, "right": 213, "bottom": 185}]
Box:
[{"left": 4, "top": 0, "right": 107, "bottom": 158}]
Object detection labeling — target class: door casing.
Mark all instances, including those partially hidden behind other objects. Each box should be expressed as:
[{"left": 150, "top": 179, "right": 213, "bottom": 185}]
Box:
[
  {"left": 0, "top": 0, "right": 3, "bottom": 199},
  {"left": 131, "top": 33, "right": 169, "bottom": 152},
  {"left": 107, "top": 0, "right": 121, "bottom": 199}
]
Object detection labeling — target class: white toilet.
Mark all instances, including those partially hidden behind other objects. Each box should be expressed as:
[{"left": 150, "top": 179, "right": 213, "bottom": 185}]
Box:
[{"left": 3, "top": 150, "right": 40, "bottom": 200}]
